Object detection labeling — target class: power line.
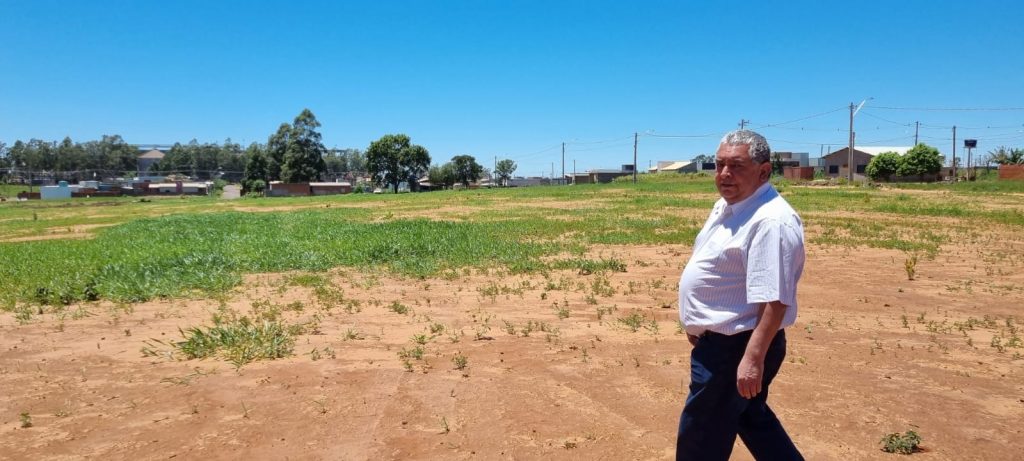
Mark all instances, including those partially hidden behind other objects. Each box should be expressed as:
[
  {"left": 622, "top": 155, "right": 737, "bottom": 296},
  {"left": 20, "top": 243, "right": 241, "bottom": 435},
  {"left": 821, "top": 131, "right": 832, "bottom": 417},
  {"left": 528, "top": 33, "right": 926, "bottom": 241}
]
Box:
[
  {"left": 752, "top": 105, "right": 848, "bottom": 129},
  {"left": 871, "top": 105, "right": 1024, "bottom": 111},
  {"left": 641, "top": 132, "right": 718, "bottom": 139},
  {"left": 859, "top": 111, "right": 914, "bottom": 127}
]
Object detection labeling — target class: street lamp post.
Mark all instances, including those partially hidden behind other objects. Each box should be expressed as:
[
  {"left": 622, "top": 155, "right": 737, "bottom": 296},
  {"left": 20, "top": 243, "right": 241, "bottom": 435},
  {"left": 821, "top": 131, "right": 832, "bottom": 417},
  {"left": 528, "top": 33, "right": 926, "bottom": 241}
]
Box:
[{"left": 848, "top": 98, "right": 872, "bottom": 182}]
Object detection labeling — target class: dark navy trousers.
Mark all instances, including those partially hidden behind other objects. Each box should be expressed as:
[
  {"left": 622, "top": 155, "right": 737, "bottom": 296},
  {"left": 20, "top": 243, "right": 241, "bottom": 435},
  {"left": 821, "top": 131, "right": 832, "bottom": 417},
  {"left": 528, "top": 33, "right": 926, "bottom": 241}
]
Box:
[{"left": 676, "top": 329, "right": 803, "bottom": 461}]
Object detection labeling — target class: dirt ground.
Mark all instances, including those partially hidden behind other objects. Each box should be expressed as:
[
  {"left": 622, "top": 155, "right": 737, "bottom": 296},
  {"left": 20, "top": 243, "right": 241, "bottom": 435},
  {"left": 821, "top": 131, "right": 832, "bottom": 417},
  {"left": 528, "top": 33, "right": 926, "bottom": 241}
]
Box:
[{"left": 2, "top": 237, "right": 1023, "bottom": 460}]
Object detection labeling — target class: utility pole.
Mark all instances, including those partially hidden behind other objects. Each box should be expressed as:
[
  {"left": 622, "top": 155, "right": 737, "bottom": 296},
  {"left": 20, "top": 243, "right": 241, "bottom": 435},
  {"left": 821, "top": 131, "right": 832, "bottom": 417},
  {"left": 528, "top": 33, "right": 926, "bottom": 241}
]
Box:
[
  {"left": 914, "top": 121, "right": 920, "bottom": 145},
  {"left": 739, "top": 119, "right": 749, "bottom": 130},
  {"left": 952, "top": 125, "right": 957, "bottom": 180},
  {"left": 573, "top": 159, "right": 576, "bottom": 185},
  {"left": 847, "top": 98, "right": 872, "bottom": 182},
  {"left": 633, "top": 132, "right": 638, "bottom": 184},
  {"left": 551, "top": 162, "right": 554, "bottom": 184},
  {"left": 561, "top": 142, "right": 565, "bottom": 186},
  {"left": 848, "top": 102, "right": 855, "bottom": 182},
  {"left": 494, "top": 156, "right": 497, "bottom": 185}
]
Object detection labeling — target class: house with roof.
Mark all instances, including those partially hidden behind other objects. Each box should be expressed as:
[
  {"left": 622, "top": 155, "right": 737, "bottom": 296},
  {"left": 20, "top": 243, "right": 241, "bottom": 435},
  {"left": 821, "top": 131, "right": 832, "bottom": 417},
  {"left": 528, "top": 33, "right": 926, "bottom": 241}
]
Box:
[
  {"left": 648, "top": 161, "right": 698, "bottom": 174},
  {"left": 822, "top": 146, "right": 912, "bottom": 179}
]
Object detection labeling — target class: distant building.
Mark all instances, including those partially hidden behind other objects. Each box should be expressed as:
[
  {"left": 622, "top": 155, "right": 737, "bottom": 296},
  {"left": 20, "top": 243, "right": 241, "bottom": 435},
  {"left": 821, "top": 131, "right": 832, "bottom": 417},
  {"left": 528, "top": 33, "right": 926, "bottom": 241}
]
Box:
[
  {"left": 648, "top": 161, "right": 698, "bottom": 174},
  {"left": 267, "top": 181, "right": 352, "bottom": 197},
  {"left": 587, "top": 168, "right": 633, "bottom": 184},
  {"left": 822, "top": 146, "right": 912, "bottom": 180},
  {"left": 772, "top": 152, "right": 810, "bottom": 168},
  {"left": 507, "top": 177, "right": 549, "bottom": 187},
  {"left": 137, "top": 149, "right": 165, "bottom": 175}
]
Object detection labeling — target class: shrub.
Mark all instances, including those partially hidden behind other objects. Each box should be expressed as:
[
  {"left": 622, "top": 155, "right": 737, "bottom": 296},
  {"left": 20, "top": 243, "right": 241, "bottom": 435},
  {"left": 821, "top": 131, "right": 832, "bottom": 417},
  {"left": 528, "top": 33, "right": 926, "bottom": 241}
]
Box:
[
  {"left": 866, "top": 152, "right": 902, "bottom": 181},
  {"left": 898, "top": 144, "right": 942, "bottom": 179}
]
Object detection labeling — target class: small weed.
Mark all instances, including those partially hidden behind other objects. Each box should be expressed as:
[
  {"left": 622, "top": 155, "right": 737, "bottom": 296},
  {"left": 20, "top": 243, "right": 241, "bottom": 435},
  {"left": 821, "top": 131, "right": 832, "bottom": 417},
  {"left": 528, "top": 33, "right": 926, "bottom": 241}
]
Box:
[
  {"left": 441, "top": 416, "right": 450, "bottom": 434},
  {"left": 398, "top": 346, "right": 425, "bottom": 361},
  {"left": 452, "top": 353, "right": 468, "bottom": 370},
  {"left": 880, "top": 430, "right": 921, "bottom": 454},
  {"left": 388, "top": 301, "right": 410, "bottom": 315},
  {"left": 343, "top": 328, "right": 364, "bottom": 341},
  {"left": 618, "top": 312, "right": 645, "bottom": 332},
  {"left": 20, "top": 412, "right": 32, "bottom": 428},
  {"left": 904, "top": 254, "right": 918, "bottom": 281},
  {"left": 311, "top": 397, "right": 328, "bottom": 415}
]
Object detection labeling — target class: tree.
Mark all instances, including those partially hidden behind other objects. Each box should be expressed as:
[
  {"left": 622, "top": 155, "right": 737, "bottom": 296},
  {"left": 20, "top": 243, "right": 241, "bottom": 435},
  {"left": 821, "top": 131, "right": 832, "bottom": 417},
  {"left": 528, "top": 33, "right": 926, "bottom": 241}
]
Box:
[
  {"left": 427, "top": 163, "right": 456, "bottom": 189},
  {"left": 494, "top": 159, "right": 517, "bottom": 186},
  {"left": 866, "top": 151, "right": 902, "bottom": 181},
  {"left": 217, "top": 139, "right": 245, "bottom": 181},
  {"left": 986, "top": 146, "right": 1024, "bottom": 165},
  {"left": 897, "top": 143, "right": 943, "bottom": 180},
  {"left": 266, "top": 123, "right": 291, "bottom": 181},
  {"left": 323, "top": 148, "right": 364, "bottom": 180},
  {"left": 451, "top": 155, "right": 484, "bottom": 187},
  {"left": 771, "top": 152, "right": 784, "bottom": 176},
  {"left": 242, "top": 143, "right": 269, "bottom": 193},
  {"left": 691, "top": 154, "right": 715, "bottom": 164},
  {"left": 365, "top": 134, "right": 431, "bottom": 193},
  {"left": 280, "top": 109, "right": 327, "bottom": 183}
]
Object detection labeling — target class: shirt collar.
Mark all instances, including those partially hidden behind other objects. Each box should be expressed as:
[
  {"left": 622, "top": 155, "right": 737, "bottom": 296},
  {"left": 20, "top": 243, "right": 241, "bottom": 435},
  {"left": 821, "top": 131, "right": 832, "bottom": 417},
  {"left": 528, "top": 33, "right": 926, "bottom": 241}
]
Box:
[{"left": 723, "top": 181, "right": 775, "bottom": 217}]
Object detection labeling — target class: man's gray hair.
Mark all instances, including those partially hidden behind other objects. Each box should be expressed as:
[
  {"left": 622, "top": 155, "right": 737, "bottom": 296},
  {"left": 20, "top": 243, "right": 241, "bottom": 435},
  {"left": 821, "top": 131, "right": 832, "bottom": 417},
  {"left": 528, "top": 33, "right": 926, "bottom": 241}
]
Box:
[{"left": 720, "top": 130, "right": 771, "bottom": 164}]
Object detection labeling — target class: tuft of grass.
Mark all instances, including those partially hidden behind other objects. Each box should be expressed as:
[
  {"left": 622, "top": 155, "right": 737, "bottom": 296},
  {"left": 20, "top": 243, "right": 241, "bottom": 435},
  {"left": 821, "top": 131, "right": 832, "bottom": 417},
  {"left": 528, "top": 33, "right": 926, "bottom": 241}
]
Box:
[
  {"left": 904, "top": 254, "right": 918, "bottom": 281},
  {"left": 174, "top": 316, "right": 295, "bottom": 367},
  {"left": 388, "top": 301, "right": 410, "bottom": 315}
]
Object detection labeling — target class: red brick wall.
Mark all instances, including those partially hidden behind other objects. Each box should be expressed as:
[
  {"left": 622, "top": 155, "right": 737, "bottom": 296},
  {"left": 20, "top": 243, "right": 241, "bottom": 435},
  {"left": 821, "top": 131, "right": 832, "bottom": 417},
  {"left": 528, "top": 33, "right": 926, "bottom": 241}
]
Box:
[
  {"left": 268, "top": 183, "right": 311, "bottom": 196},
  {"left": 998, "top": 165, "right": 1024, "bottom": 180},
  {"left": 783, "top": 167, "right": 814, "bottom": 180}
]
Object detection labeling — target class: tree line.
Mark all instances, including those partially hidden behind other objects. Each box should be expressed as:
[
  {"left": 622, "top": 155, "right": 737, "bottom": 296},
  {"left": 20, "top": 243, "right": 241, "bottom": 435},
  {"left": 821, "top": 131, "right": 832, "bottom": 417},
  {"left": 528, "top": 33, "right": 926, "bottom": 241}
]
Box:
[{"left": 1, "top": 108, "right": 519, "bottom": 193}]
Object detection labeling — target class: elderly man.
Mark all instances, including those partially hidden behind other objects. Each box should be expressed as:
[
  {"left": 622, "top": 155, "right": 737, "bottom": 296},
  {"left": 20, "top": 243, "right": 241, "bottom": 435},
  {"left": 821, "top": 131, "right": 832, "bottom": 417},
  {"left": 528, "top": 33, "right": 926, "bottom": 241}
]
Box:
[{"left": 676, "top": 130, "right": 805, "bottom": 460}]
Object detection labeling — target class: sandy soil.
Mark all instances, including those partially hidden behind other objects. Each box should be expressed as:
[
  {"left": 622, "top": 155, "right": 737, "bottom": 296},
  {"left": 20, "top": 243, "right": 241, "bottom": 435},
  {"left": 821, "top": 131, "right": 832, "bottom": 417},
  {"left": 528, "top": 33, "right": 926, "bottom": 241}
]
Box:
[{"left": 1, "top": 236, "right": 1023, "bottom": 459}]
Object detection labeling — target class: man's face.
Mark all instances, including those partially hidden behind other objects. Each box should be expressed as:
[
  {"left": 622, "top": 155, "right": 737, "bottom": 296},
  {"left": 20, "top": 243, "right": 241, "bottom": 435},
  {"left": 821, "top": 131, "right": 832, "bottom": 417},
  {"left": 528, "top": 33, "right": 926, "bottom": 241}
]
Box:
[{"left": 714, "top": 143, "right": 770, "bottom": 204}]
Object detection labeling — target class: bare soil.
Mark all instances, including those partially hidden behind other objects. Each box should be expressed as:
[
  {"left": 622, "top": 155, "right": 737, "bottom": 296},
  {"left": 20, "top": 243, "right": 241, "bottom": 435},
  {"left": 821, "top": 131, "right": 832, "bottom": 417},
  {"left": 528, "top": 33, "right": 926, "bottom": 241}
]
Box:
[{"left": 1, "top": 237, "right": 1023, "bottom": 460}]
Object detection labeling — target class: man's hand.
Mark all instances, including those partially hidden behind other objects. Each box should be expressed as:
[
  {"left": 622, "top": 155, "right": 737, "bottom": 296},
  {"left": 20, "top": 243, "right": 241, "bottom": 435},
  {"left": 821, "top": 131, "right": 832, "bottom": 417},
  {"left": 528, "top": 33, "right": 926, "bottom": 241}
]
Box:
[
  {"left": 687, "top": 334, "right": 699, "bottom": 347},
  {"left": 736, "top": 354, "right": 763, "bottom": 399},
  {"left": 738, "top": 301, "right": 787, "bottom": 399}
]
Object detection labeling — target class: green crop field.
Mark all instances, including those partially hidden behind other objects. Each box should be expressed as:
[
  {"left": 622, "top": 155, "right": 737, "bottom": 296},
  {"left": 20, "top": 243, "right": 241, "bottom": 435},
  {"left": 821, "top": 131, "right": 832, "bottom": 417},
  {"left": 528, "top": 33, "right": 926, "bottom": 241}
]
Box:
[{"left": 1, "top": 175, "right": 1022, "bottom": 312}]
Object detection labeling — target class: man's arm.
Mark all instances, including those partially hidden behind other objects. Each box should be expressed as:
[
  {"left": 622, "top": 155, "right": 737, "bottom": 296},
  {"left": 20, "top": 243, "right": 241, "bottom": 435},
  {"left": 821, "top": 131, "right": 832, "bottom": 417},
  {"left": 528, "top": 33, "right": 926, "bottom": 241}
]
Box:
[{"left": 736, "top": 300, "right": 787, "bottom": 399}]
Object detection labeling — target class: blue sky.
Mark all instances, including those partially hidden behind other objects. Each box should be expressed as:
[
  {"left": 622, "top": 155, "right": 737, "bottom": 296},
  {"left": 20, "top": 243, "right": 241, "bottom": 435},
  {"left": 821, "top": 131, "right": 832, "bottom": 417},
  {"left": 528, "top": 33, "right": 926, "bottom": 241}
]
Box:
[{"left": 2, "top": 0, "right": 1022, "bottom": 176}]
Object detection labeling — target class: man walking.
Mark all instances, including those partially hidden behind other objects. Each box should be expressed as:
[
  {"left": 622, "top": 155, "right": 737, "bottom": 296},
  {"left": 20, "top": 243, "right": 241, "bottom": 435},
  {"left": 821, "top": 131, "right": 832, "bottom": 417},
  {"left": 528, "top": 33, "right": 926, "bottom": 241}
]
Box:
[{"left": 676, "top": 130, "right": 805, "bottom": 460}]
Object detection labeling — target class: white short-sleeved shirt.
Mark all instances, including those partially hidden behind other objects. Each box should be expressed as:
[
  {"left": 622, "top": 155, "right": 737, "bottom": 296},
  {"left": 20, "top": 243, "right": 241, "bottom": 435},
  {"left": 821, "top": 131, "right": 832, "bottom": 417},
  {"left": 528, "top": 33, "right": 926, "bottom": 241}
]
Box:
[{"left": 678, "top": 182, "right": 805, "bottom": 336}]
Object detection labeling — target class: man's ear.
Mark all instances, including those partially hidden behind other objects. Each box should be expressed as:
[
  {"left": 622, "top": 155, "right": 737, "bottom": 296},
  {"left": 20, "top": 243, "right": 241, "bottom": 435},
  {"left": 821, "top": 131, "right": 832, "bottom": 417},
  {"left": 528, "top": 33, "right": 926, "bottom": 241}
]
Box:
[{"left": 759, "top": 161, "right": 772, "bottom": 181}]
